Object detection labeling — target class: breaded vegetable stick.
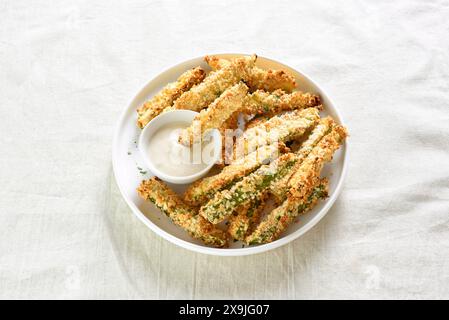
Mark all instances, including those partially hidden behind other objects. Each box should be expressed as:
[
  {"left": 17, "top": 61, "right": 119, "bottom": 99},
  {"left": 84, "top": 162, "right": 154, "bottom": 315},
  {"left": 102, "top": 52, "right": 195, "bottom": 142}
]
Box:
[
  {"left": 172, "top": 55, "right": 256, "bottom": 113},
  {"left": 184, "top": 143, "right": 287, "bottom": 206},
  {"left": 295, "top": 117, "right": 336, "bottom": 158},
  {"left": 178, "top": 82, "right": 248, "bottom": 146},
  {"left": 246, "top": 178, "right": 329, "bottom": 245},
  {"left": 234, "top": 107, "right": 319, "bottom": 158},
  {"left": 137, "top": 67, "right": 206, "bottom": 128},
  {"left": 243, "top": 89, "right": 321, "bottom": 116},
  {"left": 288, "top": 125, "right": 348, "bottom": 200},
  {"left": 204, "top": 55, "right": 231, "bottom": 70},
  {"left": 245, "top": 115, "right": 271, "bottom": 130},
  {"left": 200, "top": 153, "right": 298, "bottom": 224},
  {"left": 248, "top": 68, "right": 296, "bottom": 92},
  {"left": 200, "top": 123, "right": 345, "bottom": 225},
  {"left": 255, "top": 127, "right": 345, "bottom": 242},
  {"left": 137, "top": 178, "right": 228, "bottom": 247},
  {"left": 205, "top": 55, "right": 296, "bottom": 92},
  {"left": 242, "top": 89, "right": 321, "bottom": 131},
  {"left": 270, "top": 117, "right": 335, "bottom": 203},
  {"left": 216, "top": 112, "right": 240, "bottom": 167},
  {"left": 228, "top": 192, "right": 268, "bottom": 241}
]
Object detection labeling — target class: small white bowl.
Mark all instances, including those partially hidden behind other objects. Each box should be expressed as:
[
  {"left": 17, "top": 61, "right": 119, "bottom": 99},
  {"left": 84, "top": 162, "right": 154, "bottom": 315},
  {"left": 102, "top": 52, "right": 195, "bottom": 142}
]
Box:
[{"left": 138, "top": 109, "right": 222, "bottom": 184}]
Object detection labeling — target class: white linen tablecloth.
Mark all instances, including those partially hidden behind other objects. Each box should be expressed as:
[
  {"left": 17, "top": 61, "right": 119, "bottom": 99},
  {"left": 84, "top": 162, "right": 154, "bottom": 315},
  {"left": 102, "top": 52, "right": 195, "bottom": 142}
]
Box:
[{"left": 1, "top": 0, "right": 448, "bottom": 299}]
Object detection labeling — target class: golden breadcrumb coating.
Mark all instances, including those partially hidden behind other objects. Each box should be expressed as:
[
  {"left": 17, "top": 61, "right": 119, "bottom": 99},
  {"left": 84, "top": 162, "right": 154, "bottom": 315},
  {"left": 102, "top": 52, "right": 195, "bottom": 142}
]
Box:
[
  {"left": 242, "top": 89, "right": 321, "bottom": 116},
  {"left": 171, "top": 55, "right": 256, "bottom": 113},
  {"left": 234, "top": 108, "right": 320, "bottom": 158},
  {"left": 204, "top": 55, "right": 230, "bottom": 70},
  {"left": 183, "top": 143, "right": 288, "bottom": 206},
  {"left": 133, "top": 53, "right": 350, "bottom": 247},
  {"left": 205, "top": 55, "right": 296, "bottom": 92},
  {"left": 137, "top": 67, "right": 206, "bottom": 128},
  {"left": 200, "top": 153, "right": 298, "bottom": 224},
  {"left": 200, "top": 123, "right": 347, "bottom": 226},
  {"left": 248, "top": 68, "right": 296, "bottom": 92},
  {"left": 270, "top": 117, "right": 335, "bottom": 203},
  {"left": 245, "top": 178, "right": 329, "bottom": 244},
  {"left": 245, "top": 115, "right": 271, "bottom": 130},
  {"left": 178, "top": 82, "right": 248, "bottom": 146},
  {"left": 212, "top": 112, "right": 242, "bottom": 168},
  {"left": 227, "top": 192, "right": 269, "bottom": 241},
  {"left": 137, "top": 178, "right": 228, "bottom": 247},
  {"left": 288, "top": 125, "right": 348, "bottom": 200}
]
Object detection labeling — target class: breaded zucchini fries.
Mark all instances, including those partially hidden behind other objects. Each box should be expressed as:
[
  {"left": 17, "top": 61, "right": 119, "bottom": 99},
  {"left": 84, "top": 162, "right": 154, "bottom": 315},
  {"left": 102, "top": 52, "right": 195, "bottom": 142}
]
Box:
[
  {"left": 228, "top": 192, "right": 269, "bottom": 241},
  {"left": 246, "top": 178, "right": 329, "bottom": 244},
  {"left": 171, "top": 55, "right": 255, "bottom": 113},
  {"left": 183, "top": 142, "right": 288, "bottom": 206},
  {"left": 137, "top": 67, "right": 206, "bottom": 128},
  {"left": 205, "top": 55, "right": 296, "bottom": 92},
  {"left": 137, "top": 178, "right": 228, "bottom": 247},
  {"left": 245, "top": 125, "right": 347, "bottom": 244},
  {"left": 242, "top": 89, "right": 321, "bottom": 115},
  {"left": 269, "top": 117, "right": 335, "bottom": 203},
  {"left": 135, "top": 54, "right": 348, "bottom": 248},
  {"left": 287, "top": 125, "right": 348, "bottom": 200},
  {"left": 200, "top": 153, "right": 299, "bottom": 224},
  {"left": 234, "top": 107, "right": 320, "bottom": 157},
  {"left": 178, "top": 82, "right": 248, "bottom": 146}
]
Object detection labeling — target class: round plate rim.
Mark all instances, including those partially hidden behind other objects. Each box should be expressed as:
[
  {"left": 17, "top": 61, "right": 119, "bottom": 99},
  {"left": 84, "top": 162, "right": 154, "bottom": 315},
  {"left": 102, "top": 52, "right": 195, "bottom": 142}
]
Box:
[{"left": 112, "top": 53, "right": 349, "bottom": 256}]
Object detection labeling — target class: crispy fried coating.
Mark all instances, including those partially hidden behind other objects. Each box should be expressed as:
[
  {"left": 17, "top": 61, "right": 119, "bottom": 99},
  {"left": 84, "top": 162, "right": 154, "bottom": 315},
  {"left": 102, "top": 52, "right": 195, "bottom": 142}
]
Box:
[
  {"left": 227, "top": 192, "right": 269, "bottom": 241},
  {"left": 288, "top": 125, "right": 348, "bottom": 200},
  {"left": 215, "top": 112, "right": 241, "bottom": 167},
  {"left": 242, "top": 89, "right": 321, "bottom": 116},
  {"left": 205, "top": 55, "right": 296, "bottom": 92},
  {"left": 245, "top": 115, "right": 271, "bottom": 130},
  {"left": 184, "top": 143, "right": 287, "bottom": 206},
  {"left": 221, "top": 112, "right": 248, "bottom": 166},
  {"left": 137, "top": 178, "right": 228, "bottom": 247},
  {"left": 250, "top": 126, "right": 346, "bottom": 242},
  {"left": 248, "top": 68, "right": 296, "bottom": 92},
  {"left": 204, "top": 55, "right": 230, "bottom": 70},
  {"left": 134, "top": 53, "right": 349, "bottom": 247},
  {"left": 137, "top": 67, "right": 206, "bottom": 128},
  {"left": 241, "top": 90, "right": 321, "bottom": 131},
  {"left": 200, "top": 153, "right": 299, "bottom": 224},
  {"left": 234, "top": 108, "right": 320, "bottom": 158},
  {"left": 200, "top": 123, "right": 347, "bottom": 225},
  {"left": 171, "top": 56, "right": 256, "bottom": 113},
  {"left": 245, "top": 178, "right": 329, "bottom": 245},
  {"left": 270, "top": 117, "right": 335, "bottom": 203},
  {"left": 178, "top": 82, "right": 248, "bottom": 146}
]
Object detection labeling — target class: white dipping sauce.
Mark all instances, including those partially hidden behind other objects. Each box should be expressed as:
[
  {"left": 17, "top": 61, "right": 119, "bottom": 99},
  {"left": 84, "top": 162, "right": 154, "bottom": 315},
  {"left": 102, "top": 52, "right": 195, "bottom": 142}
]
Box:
[{"left": 147, "top": 121, "right": 215, "bottom": 177}]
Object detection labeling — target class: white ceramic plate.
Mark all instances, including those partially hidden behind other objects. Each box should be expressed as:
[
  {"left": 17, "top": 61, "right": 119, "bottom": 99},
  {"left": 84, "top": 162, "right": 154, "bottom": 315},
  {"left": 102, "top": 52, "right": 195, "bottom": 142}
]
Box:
[{"left": 112, "top": 54, "right": 348, "bottom": 256}]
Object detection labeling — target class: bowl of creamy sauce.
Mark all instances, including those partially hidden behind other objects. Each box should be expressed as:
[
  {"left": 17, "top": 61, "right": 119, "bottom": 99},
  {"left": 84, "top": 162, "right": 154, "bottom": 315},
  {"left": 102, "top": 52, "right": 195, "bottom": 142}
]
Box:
[{"left": 138, "top": 110, "right": 222, "bottom": 184}]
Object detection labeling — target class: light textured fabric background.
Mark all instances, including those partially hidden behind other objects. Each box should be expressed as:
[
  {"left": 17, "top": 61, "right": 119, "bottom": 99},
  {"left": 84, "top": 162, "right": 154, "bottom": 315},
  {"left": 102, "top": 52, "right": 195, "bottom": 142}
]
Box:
[{"left": 1, "top": 0, "right": 448, "bottom": 299}]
